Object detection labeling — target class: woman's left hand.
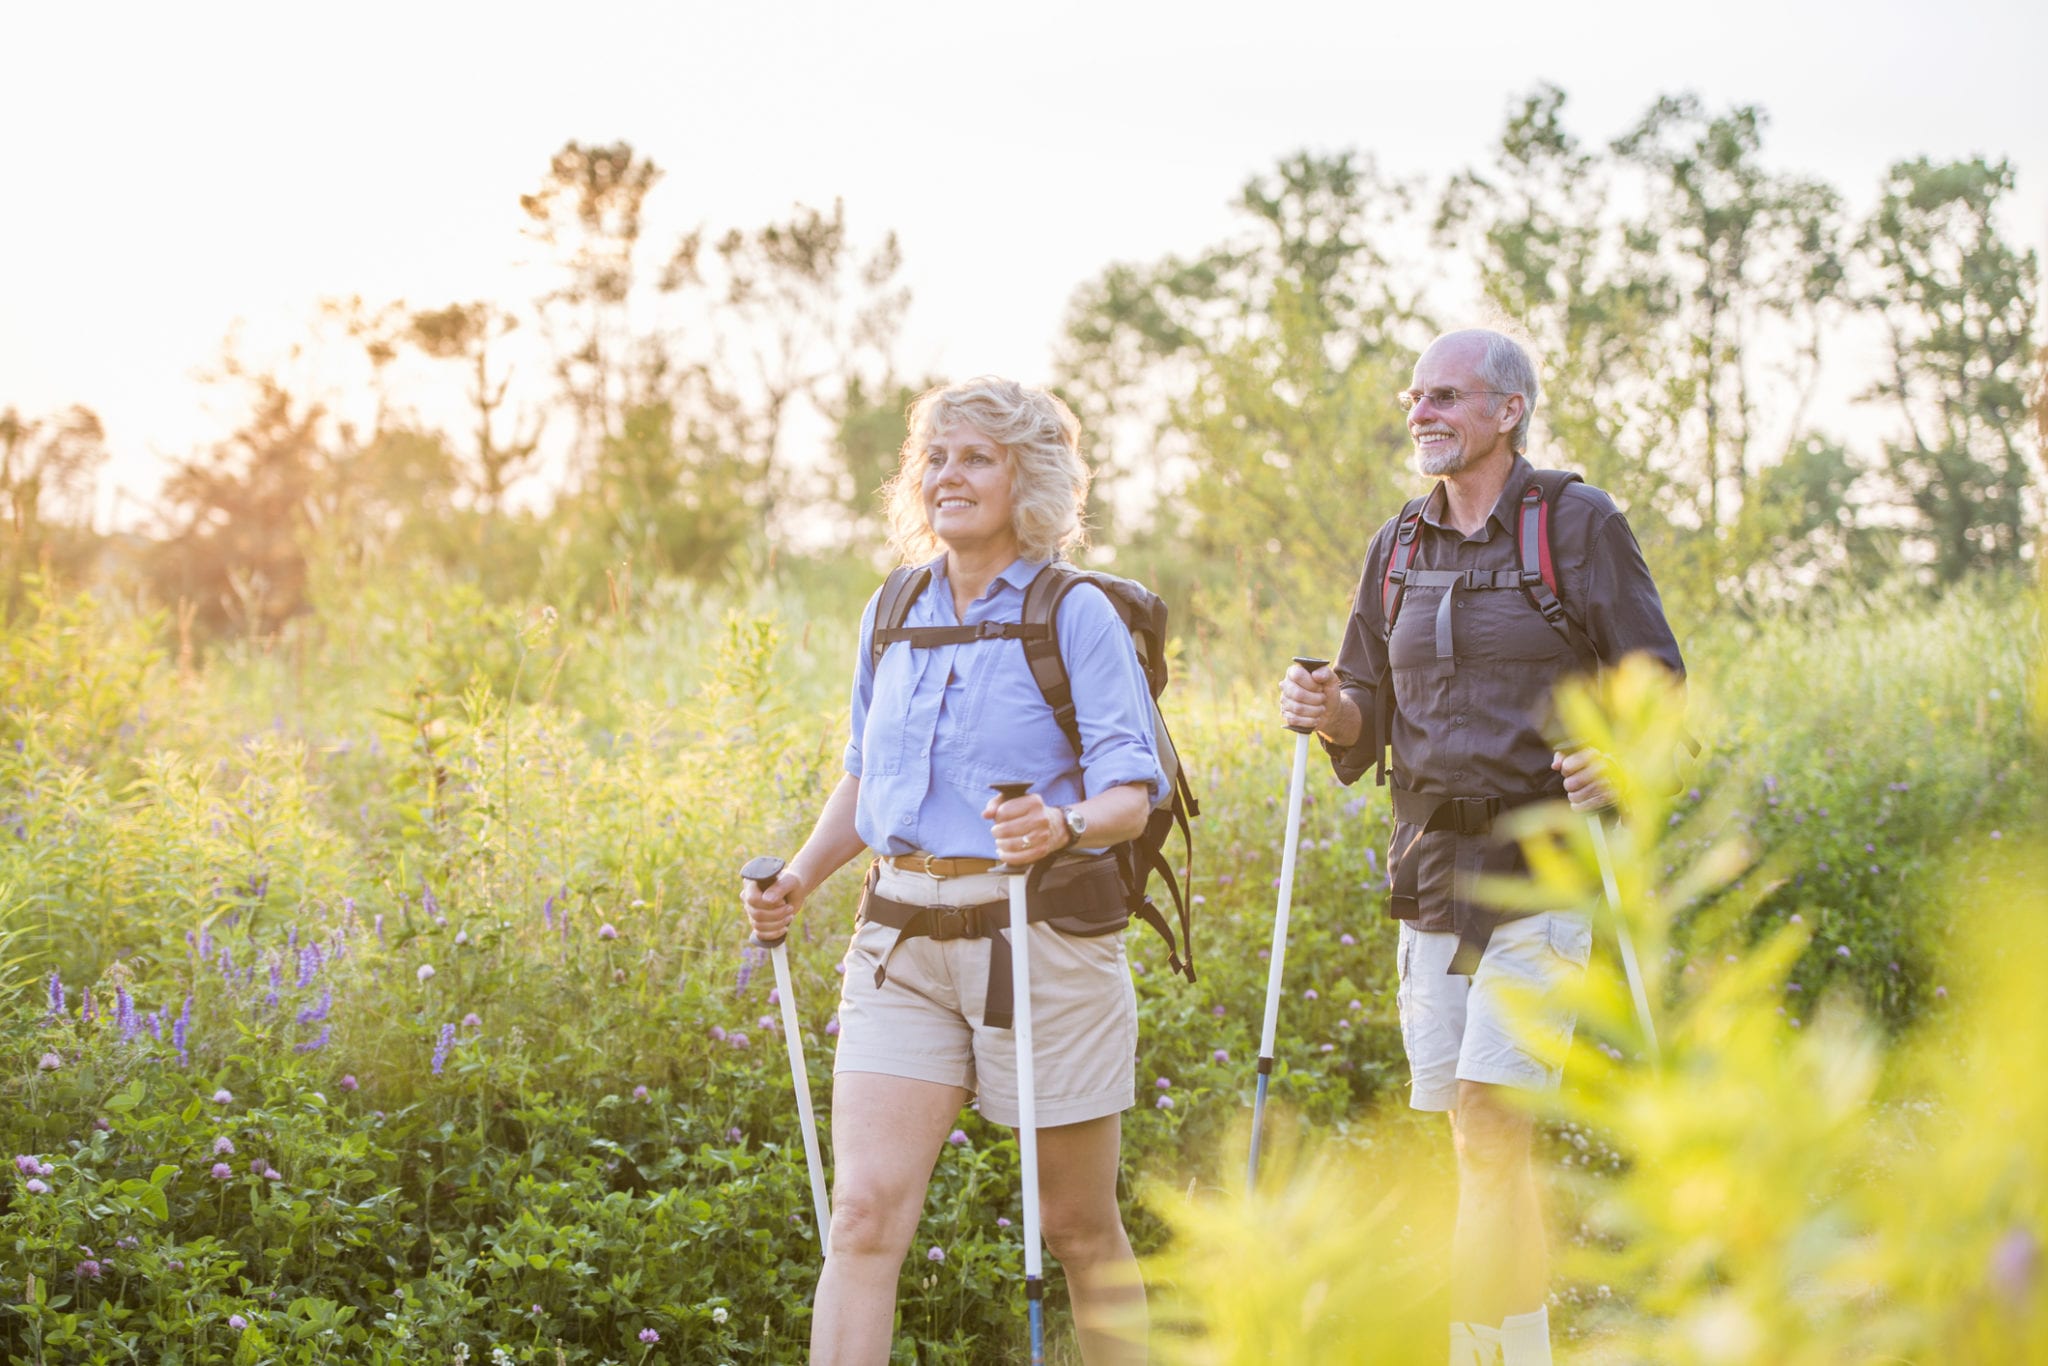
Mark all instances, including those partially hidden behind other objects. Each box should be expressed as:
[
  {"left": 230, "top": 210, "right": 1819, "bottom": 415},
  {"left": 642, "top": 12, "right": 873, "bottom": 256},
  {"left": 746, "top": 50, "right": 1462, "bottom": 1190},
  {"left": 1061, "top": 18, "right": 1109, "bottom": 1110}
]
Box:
[{"left": 983, "top": 791, "right": 1068, "bottom": 866}]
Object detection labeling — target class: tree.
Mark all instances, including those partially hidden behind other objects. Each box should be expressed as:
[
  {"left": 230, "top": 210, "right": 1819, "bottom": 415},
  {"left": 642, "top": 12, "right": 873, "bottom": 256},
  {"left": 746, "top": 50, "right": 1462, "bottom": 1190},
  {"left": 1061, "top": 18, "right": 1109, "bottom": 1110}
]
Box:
[
  {"left": 1058, "top": 151, "right": 1427, "bottom": 622},
  {"left": 520, "top": 140, "right": 668, "bottom": 466},
  {"left": 1859, "top": 157, "right": 2042, "bottom": 582},
  {"left": 153, "top": 378, "right": 328, "bottom": 636},
  {"left": 1, "top": 405, "right": 107, "bottom": 615},
  {"left": 1436, "top": 84, "right": 1680, "bottom": 519},
  {"left": 713, "top": 199, "right": 909, "bottom": 525},
  {"left": 408, "top": 301, "right": 545, "bottom": 513},
  {"left": 1612, "top": 94, "right": 1847, "bottom": 544}
]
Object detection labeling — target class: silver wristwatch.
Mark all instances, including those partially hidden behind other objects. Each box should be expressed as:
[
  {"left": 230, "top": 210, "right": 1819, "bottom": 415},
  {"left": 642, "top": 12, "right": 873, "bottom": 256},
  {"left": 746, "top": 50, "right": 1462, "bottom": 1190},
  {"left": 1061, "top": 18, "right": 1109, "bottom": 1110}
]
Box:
[{"left": 1060, "top": 805, "right": 1088, "bottom": 848}]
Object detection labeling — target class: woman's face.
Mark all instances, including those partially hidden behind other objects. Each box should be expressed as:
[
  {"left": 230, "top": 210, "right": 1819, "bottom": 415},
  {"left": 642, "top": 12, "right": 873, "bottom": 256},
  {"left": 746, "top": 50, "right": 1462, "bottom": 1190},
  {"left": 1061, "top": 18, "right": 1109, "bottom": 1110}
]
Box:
[{"left": 921, "top": 422, "right": 1019, "bottom": 558}]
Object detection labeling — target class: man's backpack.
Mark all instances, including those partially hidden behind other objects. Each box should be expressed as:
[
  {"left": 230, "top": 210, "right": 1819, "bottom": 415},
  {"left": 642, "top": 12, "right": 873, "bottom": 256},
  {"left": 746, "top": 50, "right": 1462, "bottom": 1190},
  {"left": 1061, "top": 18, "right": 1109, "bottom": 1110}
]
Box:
[
  {"left": 1370, "top": 469, "right": 1598, "bottom": 786},
  {"left": 869, "top": 560, "right": 1202, "bottom": 982}
]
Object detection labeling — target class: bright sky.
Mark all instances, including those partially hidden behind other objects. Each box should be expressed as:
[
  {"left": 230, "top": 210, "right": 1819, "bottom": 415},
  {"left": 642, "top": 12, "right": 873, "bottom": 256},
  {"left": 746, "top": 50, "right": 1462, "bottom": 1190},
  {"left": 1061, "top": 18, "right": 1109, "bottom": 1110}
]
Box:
[{"left": 5, "top": 0, "right": 2043, "bottom": 526}]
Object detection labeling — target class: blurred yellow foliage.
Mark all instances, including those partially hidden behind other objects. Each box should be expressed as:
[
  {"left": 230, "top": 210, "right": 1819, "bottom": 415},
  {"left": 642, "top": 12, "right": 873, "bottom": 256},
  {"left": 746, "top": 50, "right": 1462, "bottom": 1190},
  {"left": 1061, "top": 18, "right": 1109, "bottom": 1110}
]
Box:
[{"left": 1144, "top": 637, "right": 2046, "bottom": 1363}]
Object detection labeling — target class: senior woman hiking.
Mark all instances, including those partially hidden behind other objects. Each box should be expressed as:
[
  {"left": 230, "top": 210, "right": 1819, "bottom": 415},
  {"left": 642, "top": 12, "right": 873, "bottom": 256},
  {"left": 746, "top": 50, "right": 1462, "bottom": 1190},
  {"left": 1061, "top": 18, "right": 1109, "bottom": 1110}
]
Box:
[{"left": 741, "top": 377, "right": 1161, "bottom": 1364}]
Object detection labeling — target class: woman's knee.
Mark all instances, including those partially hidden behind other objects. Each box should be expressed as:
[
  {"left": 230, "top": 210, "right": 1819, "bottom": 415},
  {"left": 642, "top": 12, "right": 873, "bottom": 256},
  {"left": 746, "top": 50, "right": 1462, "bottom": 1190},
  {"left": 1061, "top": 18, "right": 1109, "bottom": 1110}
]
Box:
[
  {"left": 827, "top": 1182, "right": 925, "bottom": 1259},
  {"left": 1040, "top": 1199, "right": 1131, "bottom": 1269}
]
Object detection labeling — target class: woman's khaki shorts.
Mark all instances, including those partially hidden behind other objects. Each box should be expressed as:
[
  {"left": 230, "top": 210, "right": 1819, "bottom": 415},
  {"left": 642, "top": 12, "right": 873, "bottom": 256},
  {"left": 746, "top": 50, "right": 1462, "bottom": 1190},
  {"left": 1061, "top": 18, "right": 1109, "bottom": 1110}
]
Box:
[
  {"left": 832, "top": 864, "right": 1138, "bottom": 1128},
  {"left": 1396, "top": 909, "right": 1593, "bottom": 1111}
]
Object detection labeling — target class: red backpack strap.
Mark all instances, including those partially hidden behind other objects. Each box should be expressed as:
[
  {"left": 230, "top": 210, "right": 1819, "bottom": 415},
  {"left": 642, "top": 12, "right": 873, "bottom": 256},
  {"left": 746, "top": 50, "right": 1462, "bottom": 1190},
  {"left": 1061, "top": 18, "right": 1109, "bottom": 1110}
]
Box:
[
  {"left": 1514, "top": 471, "right": 1599, "bottom": 666},
  {"left": 1380, "top": 497, "right": 1429, "bottom": 629}
]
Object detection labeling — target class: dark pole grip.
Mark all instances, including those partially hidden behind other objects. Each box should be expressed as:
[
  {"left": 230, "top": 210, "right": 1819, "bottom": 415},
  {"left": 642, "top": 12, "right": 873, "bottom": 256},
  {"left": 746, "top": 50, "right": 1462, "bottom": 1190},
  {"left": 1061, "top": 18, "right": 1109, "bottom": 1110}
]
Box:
[
  {"left": 740, "top": 855, "right": 790, "bottom": 948},
  {"left": 1287, "top": 655, "right": 1332, "bottom": 735},
  {"left": 990, "top": 781, "right": 1031, "bottom": 801}
]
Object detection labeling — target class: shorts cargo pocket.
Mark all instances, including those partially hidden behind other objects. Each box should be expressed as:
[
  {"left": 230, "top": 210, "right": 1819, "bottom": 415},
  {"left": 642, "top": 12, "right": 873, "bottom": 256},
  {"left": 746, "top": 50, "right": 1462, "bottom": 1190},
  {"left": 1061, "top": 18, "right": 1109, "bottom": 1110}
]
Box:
[{"left": 1546, "top": 911, "right": 1594, "bottom": 968}]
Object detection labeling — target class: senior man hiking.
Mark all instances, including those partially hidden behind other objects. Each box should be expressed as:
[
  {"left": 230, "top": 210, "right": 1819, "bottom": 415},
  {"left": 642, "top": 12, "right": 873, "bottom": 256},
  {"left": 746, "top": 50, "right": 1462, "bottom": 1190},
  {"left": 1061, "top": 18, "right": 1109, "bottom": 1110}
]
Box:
[{"left": 1278, "top": 328, "right": 1683, "bottom": 1366}]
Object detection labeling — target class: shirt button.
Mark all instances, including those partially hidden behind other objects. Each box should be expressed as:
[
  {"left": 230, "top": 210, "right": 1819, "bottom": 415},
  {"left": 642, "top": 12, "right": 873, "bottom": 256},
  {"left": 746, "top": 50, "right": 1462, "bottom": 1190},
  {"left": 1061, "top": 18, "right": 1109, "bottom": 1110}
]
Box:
[
  {"left": 1452, "top": 769, "right": 1466, "bottom": 781},
  {"left": 900, "top": 815, "right": 913, "bottom": 827},
  {"left": 1453, "top": 715, "right": 1466, "bottom": 727}
]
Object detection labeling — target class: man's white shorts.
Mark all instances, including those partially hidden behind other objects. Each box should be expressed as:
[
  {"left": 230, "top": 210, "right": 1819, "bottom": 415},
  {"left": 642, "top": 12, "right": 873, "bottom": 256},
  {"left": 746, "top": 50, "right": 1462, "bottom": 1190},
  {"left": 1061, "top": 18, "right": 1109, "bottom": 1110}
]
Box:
[{"left": 1396, "top": 910, "right": 1593, "bottom": 1111}]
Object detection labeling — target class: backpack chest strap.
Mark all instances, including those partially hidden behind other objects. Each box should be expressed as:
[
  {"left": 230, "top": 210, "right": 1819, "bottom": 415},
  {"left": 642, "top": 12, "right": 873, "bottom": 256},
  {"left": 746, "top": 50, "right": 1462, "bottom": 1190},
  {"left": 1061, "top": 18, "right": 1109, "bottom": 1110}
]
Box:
[
  {"left": 1391, "top": 567, "right": 1526, "bottom": 673},
  {"left": 872, "top": 620, "right": 1052, "bottom": 648}
]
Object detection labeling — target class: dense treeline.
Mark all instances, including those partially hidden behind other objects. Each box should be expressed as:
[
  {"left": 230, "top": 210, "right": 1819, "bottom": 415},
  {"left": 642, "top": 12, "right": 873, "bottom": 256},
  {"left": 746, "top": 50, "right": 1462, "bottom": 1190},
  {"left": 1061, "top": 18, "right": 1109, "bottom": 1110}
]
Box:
[{"left": 4, "top": 86, "right": 2042, "bottom": 643}]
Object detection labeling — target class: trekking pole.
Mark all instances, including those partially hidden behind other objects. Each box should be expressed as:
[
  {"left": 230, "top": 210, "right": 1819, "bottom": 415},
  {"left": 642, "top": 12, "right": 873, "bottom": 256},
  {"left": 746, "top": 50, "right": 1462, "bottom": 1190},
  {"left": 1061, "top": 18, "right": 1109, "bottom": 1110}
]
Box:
[
  {"left": 990, "top": 781, "right": 1046, "bottom": 1366},
  {"left": 1584, "top": 813, "right": 1660, "bottom": 1064},
  {"left": 1248, "top": 654, "right": 1329, "bottom": 1189},
  {"left": 740, "top": 855, "right": 832, "bottom": 1255}
]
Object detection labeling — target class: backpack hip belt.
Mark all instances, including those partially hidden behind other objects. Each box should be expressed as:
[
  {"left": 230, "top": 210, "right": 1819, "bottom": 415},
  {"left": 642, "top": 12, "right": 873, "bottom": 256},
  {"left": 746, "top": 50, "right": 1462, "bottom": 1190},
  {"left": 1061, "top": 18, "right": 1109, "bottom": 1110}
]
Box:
[{"left": 858, "top": 855, "right": 1126, "bottom": 1030}]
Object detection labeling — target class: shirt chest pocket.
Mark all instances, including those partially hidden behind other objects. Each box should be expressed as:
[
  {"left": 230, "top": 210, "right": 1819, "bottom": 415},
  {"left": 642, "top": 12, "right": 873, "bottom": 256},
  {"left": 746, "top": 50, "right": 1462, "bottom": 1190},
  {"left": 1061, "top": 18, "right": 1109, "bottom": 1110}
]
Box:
[{"left": 1387, "top": 580, "right": 1577, "bottom": 672}]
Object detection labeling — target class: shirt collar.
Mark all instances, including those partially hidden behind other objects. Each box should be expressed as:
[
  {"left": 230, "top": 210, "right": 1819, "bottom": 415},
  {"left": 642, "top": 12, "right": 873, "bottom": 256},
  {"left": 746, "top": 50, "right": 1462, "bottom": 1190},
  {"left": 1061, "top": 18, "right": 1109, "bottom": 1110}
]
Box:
[
  {"left": 927, "top": 554, "right": 1047, "bottom": 599},
  {"left": 1418, "top": 454, "right": 1538, "bottom": 539}
]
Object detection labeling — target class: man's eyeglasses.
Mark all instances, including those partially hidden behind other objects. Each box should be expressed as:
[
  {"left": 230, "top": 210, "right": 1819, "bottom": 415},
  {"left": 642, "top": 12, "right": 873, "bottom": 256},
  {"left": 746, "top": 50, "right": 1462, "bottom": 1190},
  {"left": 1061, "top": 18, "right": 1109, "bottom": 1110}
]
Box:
[{"left": 1396, "top": 386, "right": 1515, "bottom": 412}]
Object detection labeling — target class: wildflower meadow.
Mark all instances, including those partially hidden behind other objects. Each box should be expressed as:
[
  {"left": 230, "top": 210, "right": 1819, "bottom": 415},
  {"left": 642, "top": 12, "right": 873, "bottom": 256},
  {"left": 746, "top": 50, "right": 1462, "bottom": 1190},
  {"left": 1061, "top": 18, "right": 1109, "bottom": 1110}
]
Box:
[{"left": 1, "top": 553, "right": 2040, "bottom": 1364}]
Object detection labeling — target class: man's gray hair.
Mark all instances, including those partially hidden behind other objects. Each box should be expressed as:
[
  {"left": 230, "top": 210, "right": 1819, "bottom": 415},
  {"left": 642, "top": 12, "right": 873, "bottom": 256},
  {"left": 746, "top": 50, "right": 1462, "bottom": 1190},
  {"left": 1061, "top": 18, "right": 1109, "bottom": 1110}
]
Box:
[{"left": 1453, "top": 329, "right": 1541, "bottom": 455}]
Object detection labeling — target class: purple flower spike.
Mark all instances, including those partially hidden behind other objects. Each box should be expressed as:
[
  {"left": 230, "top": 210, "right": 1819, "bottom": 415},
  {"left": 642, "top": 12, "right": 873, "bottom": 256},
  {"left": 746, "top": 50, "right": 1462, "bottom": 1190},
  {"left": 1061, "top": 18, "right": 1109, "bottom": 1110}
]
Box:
[
  {"left": 599, "top": 923, "right": 618, "bottom": 941},
  {"left": 25, "top": 1178, "right": 49, "bottom": 1194},
  {"left": 211, "top": 1163, "right": 232, "bottom": 1180},
  {"left": 80, "top": 986, "right": 95, "bottom": 1023},
  {"left": 1155, "top": 1077, "right": 1172, "bottom": 1090},
  {"left": 47, "top": 972, "right": 64, "bottom": 1018},
  {"left": 212, "top": 1089, "right": 233, "bottom": 1104},
  {"left": 38, "top": 1052, "right": 61, "bottom": 1071},
  {"left": 633, "top": 1085, "right": 650, "bottom": 1101},
  {"left": 228, "top": 1314, "right": 247, "bottom": 1330},
  {"left": 947, "top": 1129, "right": 968, "bottom": 1145},
  {"left": 1155, "top": 1095, "right": 1174, "bottom": 1110},
  {"left": 432, "top": 1022, "right": 456, "bottom": 1076},
  {"left": 214, "top": 1137, "right": 235, "bottom": 1155},
  {"left": 997, "top": 1216, "right": 1012, "bottom": 1228},
  {"left": 293, "top": 1026, "right": 330, "bottom": 1054},
  {"left": 824, "top": 1017, "right": 840, "bottom": 1036},
  {"left": 74, "top": 1259, "right": 102, "bottom": 1280},
  {"left": 13, "top": 1155, "right": 37, "bottom": 1175},
  {"left": 1212, "top": 1048, "right": 1229, "bottom": 1064},
  {"left": 339, "top": 1075, "right": 358, "bottom": 1092},
  {"left": 729, "top": 1032, "right": 750, "bottom": 1049},
  {"left": 927, "top": 1246, "right": 946, "bottom": 1263},
  {"left": 639, "top": 1328, "right": 661, "bottom": 1343}
]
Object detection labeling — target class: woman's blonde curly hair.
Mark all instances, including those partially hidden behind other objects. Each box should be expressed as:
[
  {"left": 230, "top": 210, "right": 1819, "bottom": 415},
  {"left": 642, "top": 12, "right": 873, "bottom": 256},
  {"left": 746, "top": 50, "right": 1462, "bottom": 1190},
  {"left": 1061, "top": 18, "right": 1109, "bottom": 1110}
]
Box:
[{"left": 880, "top": 378, "right": 1091, "bottom": 565}]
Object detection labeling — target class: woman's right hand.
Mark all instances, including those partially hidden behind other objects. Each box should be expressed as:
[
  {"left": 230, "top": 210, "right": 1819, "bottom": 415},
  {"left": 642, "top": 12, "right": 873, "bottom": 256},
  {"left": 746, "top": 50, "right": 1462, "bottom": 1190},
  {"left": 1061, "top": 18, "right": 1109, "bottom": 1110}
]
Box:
[{"left": 741, "top": 868, "right": 809, "bottom": 943}]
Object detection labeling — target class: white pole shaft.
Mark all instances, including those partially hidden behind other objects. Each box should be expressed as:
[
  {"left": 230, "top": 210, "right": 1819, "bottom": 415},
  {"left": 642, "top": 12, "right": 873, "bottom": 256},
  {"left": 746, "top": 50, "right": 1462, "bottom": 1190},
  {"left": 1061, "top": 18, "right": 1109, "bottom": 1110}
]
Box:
[
  {"left": 1257, "top": 731, "right": 1314, "bottom": 1060},
  {"left": 769, "top": 942, "right": 832, "bottom": 1254},
  {"left": 1006, "top": 870, "right": 1044, "bottom": 1285},
  {"left": 1587, "top": 814, "right": 1659, "bottom": 1062}
]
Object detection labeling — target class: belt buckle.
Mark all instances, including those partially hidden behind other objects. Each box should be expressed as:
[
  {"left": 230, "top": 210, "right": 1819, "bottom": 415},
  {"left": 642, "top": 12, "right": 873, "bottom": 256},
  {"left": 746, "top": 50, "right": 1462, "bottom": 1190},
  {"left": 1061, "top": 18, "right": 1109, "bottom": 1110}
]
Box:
[
  {"left": 930, "top": 905, "right": 967, "bottom": 941},
  {"left": 902, "top": 853, "right": 948, "bottom": 880}
]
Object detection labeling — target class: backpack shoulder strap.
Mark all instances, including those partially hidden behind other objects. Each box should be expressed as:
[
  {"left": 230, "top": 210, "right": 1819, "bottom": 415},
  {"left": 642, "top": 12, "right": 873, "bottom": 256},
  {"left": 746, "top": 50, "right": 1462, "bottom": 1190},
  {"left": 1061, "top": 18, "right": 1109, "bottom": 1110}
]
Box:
[
  {"left": 1380, "top": 495, "right": 1430, "bottom": 630},
  {"left": 868, "top": 565, "right": 931, "bottom": 675},
  {"left": 1515, "top": 470, "right": 1600, "bottom": 667},
  {"left": 1019, "top": 562, "right": 1088, "bottom": 757}
]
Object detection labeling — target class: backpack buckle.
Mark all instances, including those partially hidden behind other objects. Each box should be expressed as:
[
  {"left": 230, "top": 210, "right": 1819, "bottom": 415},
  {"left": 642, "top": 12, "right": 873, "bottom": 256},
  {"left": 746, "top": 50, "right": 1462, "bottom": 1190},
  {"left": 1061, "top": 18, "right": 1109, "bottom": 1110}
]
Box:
[
  {"left": 1446, "top": 796, "right": 1502, "bottom": 836},
  {"left": 929, "top": 904, "right": 972, "bottom": 941}
]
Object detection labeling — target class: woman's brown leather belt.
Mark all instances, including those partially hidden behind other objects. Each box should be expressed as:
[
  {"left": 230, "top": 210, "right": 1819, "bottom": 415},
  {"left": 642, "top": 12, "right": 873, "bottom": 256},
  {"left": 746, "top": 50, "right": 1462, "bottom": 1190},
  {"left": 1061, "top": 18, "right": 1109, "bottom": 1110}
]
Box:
[{"left": 878, "top": 852, "right": 1003, "bottom": 879}]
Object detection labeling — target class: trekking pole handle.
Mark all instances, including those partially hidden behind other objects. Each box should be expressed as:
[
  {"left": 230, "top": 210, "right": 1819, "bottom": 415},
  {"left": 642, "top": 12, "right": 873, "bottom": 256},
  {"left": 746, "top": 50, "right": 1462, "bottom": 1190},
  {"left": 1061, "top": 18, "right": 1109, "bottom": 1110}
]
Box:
[
  {"left": 1286, "top": 655, "right": 1331, "bottom": 735},
  {"left": 740, "top": 855, "right": 791, "bottom": 949},
  {"left": 989, "top": 783, "right": 1033, "bottom": 872}
]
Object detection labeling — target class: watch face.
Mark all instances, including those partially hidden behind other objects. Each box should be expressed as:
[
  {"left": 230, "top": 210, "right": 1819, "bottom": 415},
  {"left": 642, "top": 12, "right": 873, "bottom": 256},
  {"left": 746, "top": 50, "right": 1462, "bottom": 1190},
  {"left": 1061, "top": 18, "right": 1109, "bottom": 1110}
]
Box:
[{"left": 1065, "top": 807, "right": 1088, "bottom": 837}]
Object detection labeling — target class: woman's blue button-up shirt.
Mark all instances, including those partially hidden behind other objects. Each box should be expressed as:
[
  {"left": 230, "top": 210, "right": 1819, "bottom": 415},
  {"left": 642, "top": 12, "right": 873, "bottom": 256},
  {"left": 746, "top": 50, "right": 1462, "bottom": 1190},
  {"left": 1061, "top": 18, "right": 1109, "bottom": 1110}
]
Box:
[{"left": 846, "top": 556, "right": 1165, "bottom": 858}]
